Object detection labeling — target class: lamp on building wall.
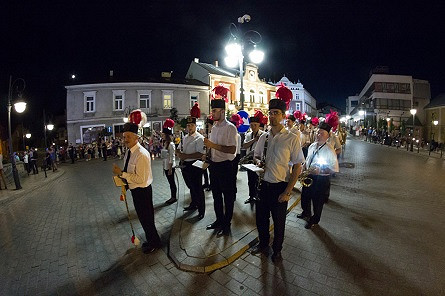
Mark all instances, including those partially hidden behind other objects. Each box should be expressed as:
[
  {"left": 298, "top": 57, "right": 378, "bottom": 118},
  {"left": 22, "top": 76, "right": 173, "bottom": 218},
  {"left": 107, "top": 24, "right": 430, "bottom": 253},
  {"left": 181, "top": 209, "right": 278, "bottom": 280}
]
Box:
[
  {"left": 224, "top": 14, "right": 264, "bottom": 110},
  {"left": 7, "top": 76, "right": 27, "bottom": 190}
]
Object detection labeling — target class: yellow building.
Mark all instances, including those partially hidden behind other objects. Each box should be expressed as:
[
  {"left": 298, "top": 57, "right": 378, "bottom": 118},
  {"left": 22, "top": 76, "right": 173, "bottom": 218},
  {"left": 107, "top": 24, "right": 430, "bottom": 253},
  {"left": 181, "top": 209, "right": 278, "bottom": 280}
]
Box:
[{"left": 424, "top": 93, "right": 445, "bottom": 143}]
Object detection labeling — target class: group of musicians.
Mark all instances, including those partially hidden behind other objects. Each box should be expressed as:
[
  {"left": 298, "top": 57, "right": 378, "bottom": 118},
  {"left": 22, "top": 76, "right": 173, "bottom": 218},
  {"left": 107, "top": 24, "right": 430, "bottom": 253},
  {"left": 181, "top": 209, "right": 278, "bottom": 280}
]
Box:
[{"left": 113, "top": 84, "right": 340, "bottom": 261}]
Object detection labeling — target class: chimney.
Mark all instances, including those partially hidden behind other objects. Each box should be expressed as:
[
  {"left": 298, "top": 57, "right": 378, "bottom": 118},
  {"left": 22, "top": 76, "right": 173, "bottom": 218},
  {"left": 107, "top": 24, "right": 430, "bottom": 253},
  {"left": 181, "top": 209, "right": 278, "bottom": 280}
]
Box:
[
  {"left": 194, "top": 58, "right": 199, "bottom": 63},
  {"left": 109, "top": 70, "right": 114, "bottom": 77},
  {"left": 214, "top": 60, "right": 219, "bottom": 67}
]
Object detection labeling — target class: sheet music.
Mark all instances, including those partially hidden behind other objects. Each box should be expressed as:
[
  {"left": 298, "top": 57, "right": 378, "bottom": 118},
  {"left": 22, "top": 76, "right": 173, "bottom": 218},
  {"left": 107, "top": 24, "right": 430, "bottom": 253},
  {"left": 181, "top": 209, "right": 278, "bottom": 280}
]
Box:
[{"left": 241, "top": 163, "right": 264, "bottom": 173}]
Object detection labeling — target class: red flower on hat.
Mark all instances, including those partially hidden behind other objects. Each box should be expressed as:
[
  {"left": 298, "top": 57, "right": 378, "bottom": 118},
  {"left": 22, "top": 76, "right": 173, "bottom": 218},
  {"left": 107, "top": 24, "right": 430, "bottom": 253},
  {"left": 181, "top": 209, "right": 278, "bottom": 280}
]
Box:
[
  {"left": 190, "top": 102, "right": 201, "bottom": 118},
  {"left": 275, "top": 82, "right": 292, "bottom": 110},
  {"left": 212, "top": 84, "right": 229, "bottom": 102},
  {"left": 325, "top": 110, "right": 339, "bottom": 131},
  {"left": 230, "top": 113, "right": 243, "bottom": 128},
  {"left": 129, "top": 110, "right": 142, "bottom": 125},
  {"left": 293, "top": 111, "right": 302, "bottom": 121},
  {"left": 311, "top": 117, "right": 320, "bottom": 126},
  {"left": 163, "top": 118, "right": 175, "bottom": 129}
]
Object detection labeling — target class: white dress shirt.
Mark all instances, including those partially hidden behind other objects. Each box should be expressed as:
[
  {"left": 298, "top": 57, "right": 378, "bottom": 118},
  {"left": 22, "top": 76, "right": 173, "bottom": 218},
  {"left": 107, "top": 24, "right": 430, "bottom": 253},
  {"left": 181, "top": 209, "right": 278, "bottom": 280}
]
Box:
[
  {"left": 244, "top": 130, "right": 264, "bottom": 154},
  {"left": 254, "top": 127, "right": 305, "bottom": 183},
  {"left": 209, "top": 119, "right": 237, "bottom": 162},
  {"left": 236, "top": 133, "right": 241, "bottom": 155},
  {"left": 305, "top": 142, "right": 339, "bottom": 175},
  {"left": 121, "top": 142, "right": 153, "bottom": 189},
  {"left": 161, "top": 142, "right": 176, "bottom": 170},
  {"left": 182, "top": 132, "right": 204, "bottom": 162}
]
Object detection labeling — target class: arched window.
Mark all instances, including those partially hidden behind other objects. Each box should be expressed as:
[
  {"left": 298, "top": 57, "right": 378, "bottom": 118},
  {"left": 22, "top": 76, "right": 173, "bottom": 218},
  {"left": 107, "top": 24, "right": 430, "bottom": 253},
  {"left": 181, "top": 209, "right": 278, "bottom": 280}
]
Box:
[
  {"left": 259, "top": 91, "right": 264, "bottom": 104},
  {"left": 250, "top": 89, "right": 255, "bottom": 103}
]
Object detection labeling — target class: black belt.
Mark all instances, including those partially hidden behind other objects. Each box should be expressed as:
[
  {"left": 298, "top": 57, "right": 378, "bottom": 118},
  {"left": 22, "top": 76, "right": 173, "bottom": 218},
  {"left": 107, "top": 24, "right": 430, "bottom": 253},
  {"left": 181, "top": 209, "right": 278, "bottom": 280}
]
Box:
[{"left": 261, "top": 181, "right": 287, "bottom": 188}]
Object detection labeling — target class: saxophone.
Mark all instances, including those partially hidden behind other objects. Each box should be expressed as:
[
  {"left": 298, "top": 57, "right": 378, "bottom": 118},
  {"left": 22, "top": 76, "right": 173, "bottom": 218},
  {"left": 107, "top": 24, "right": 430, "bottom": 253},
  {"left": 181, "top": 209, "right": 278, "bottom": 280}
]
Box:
[{"left": 297, "top": 167, "right": 318, "bottom": 187}]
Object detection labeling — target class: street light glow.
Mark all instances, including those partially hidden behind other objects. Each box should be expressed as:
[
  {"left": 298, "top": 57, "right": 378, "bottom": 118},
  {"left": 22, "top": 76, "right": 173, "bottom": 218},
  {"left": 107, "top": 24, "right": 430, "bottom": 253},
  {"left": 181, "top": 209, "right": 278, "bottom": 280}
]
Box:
[
  {"left": 71, "top": 74, "right": 76, "bottom": 79},
  {"left": 123, "top": 117, "right": 129, "bottom": 123},
  {"left": 433, "top": 120, "right": 439, "bottom": 126},
  {"left": 225, "top": 42, "right": 242, "bottom": 58},
  {"left": 358, "top": 110, "right": 365, "bottom": 116},
  {"left": 14, "top": 101, "right": 27, "bottom": 113},
  {"left": 47, "top": 124, "right": 54, "bottom": 131},
  {"left": 386, "top": 117, "right": 391, "bottom": 122},
  {"left": 25, "top": 133, "right": 31, "bottom": 139},
  {"left": 224, "top": 56, "right": 238, "bottom": 68},
  {"left": 248, "top": 48, "right": 264, "bottom": 64},
  {"left": 410, "top": 108, "right": 417, "bottom": 115}
]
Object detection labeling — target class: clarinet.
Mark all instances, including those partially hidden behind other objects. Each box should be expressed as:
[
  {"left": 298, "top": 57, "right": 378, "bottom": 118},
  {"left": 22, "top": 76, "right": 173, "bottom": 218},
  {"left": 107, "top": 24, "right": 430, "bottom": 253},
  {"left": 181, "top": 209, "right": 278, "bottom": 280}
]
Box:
[
  {"left": 204, "top": 117, "right": 211, "bottom": 164},
  {"left": 256, "top": 133, "right": 268, "bottom": 192}
]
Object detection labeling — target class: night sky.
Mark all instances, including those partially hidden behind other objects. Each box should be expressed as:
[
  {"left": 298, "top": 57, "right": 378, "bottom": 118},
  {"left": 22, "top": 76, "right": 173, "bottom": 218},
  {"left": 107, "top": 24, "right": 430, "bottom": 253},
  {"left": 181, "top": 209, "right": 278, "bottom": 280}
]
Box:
[{"left": 2, "top": 0, "right": 445, "bottom": 140}]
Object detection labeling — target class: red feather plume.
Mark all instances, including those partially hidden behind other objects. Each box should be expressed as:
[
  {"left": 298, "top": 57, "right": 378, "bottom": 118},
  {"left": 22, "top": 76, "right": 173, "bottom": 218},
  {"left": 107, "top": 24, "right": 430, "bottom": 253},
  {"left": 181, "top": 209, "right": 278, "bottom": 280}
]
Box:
[
  {"left": 275, "top": 82, "right": 292, "bottom": 110},
  {"left": 163, "top": 118, "right": 175, "bottom": 129},
  {"left": 129, "top": 110, "right": 142, "bottom": 125},
  {"left": 230, "top": 114, "right": 243, "bottom": 128},
  {"left": 325, "top": 110, "right": 339, "bottom": 131},
  {"left": 293, "top": 111, "right": 302, "bottom": 121},
  {"left": 190, "top": 102, "right": 201, "bottom": 118},
  {"left": 260, "top": 116, "right": 268, "bottom": 125},
  {"left": 311, "top": 117, "right": 320, "bottom": 126},
  {"left": 253, "top": 110, "right": 264, "bottom": 122},
  {"left": 212, "top": 85, "right": 229, "bottom": 102}
]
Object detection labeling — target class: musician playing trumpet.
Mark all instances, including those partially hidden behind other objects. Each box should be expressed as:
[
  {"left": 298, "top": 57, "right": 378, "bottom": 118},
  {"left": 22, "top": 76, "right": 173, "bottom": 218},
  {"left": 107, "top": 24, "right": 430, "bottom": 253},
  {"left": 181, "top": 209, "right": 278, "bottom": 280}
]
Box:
[
  {"left": 297, "top": 112, "right": 339, "bottom": 229},
  {"left": 241, "top": 110, "right": 265, "bottom": 204}
]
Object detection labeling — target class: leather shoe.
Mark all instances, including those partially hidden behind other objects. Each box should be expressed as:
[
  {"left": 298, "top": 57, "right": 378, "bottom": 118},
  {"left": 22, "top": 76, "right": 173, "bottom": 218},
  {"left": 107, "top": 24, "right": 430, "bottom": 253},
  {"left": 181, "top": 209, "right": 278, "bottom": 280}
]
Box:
[
  {"left": 183, "top": 205, "right": 197, "bottom": 211},
  {"left": 297, "top": 212, "right": 310, "bottom": 220},
  {"left": 304, "top": 221, "right": 318, "bottom": 229},
  {"left": 197, "top": 213, "right": 204, "bottom": 220},
  {"left": 165, "top": 198, "right": 177, "bottom": 205},
  {"left": 141, "top": 242, "right": 159, "bottom": 254},
  {"left": 217, "top": 226, "right": 230, "bottom": 236},
  {"left": 271, "top": 252, "right": 283, "bottom": 262},
  {"left": 206, "top": 221, "right": 221, "bottom": 230},
  {"left": 250, "top": 244, "right": 270, "bottom": 256}
]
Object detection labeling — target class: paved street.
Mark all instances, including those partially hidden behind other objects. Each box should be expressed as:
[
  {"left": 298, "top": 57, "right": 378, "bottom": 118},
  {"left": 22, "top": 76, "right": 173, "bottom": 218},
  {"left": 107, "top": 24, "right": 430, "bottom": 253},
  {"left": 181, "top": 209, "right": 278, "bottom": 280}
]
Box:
[{"left": 1, "top": 137, "right": 445, "bottom": 295}]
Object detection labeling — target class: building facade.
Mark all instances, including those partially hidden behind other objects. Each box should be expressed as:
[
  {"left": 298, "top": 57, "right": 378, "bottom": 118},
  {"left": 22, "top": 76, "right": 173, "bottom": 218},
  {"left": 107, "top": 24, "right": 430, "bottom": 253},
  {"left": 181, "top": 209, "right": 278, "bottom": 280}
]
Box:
[
  {"left": 186, "top": 59, "right": 276, "bottom": 115},
  {"left": 66, "top": 80, "right": 209, "bottom": 144},
  {"left": 274, "top": 76, "right": 318, "bottom": 117},
  {"left": 348, "top": 73, "right": 431, "bottom": 137},
  {"left": 424, "top": 93, "right": 445, "bottom": 143}
]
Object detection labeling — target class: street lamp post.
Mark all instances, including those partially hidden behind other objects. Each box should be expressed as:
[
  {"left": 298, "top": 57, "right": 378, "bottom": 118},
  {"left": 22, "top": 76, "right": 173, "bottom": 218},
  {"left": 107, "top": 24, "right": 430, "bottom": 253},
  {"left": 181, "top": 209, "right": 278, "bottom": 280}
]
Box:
[
  {"left": 224, "top": 14, "right": 264, "bottom": 110},
  {"left": 7, "top": 76, "right": 27, "bottom": 190},
  {"left": 410, "top": 108, "right": 417, "bottom": 152}
]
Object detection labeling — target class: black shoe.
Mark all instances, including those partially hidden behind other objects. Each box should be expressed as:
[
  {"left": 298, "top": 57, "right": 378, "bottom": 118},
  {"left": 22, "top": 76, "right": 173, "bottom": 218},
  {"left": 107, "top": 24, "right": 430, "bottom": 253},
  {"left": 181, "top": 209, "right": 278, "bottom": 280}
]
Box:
[
  {"left": 217, "top": 226, "right": 230, "bottom": 236},
  {"left": 183, "top": 205, "right": 197, "bottom": 211},
  {"left": 304, "top": 221, "right": 318, "bottom": 229},
  {"left": 297, "top": 213, "right": 310, "bottom": 220},
  {"left": 165, "top": 198, "right": 177, "bottom": 205},
  {"left": 250, "top": 244, "right": 270, "bottom": 256},
  {"left": 244, "top": 198, "right": 254, "bottom": 204},
  {"left": 271, "top": 252, "right": 283, "bottom": 262},
  {"left": 197, "top": 213, "right": 204, "bottom": 220},
  {"left": 206, "top": 221, "right": 221, "bottom": 230}
]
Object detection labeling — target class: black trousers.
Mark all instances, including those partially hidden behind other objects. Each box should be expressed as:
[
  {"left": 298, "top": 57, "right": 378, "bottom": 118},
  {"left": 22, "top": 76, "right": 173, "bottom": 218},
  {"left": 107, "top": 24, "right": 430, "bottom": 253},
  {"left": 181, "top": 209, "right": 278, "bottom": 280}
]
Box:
[
  {"left": 301, "top": 175, "right": 330, "bottom": 224},
  {"left": 130, "top": 185, "right": 161, "bottom": 246},
  {"left": 31, "top": 159, "right": 38, "bottom": 174},
  {"left": 247, "top": 170, "right": 259, "bottom": 198},
  {"left": 203, "top": 169, "right": 210, "bottom": 188},
  {"left": 182, "top": 162, "right": 205, "bottom": 215},
  {"left": 256, "top": 181, "right": 288, "bottom": 253},
  {"left": 232, "top": 154, "right": 240, "bottom": 192},
  {"left": 209, "top": 160, "right": 236, "bottom": 228},
  {"left": 164, "top": 168, "right": 177, "bottom": 199}
]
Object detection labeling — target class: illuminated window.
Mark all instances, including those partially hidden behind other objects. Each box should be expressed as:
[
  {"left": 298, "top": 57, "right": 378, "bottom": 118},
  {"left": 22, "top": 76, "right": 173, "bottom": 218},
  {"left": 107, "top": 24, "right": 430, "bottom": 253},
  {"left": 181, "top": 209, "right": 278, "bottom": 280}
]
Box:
[
  {"left": 250, "top": 89, "right": 255, "bottom": 103},
  {"left": 162, "top": 90, "right": 173, "bottom": 109},
  {"left": 190, "top": 91, "right": 199, "bottom": 108},
  {"left": 259, "top": 91, "right": 265, "bottom": 104}
]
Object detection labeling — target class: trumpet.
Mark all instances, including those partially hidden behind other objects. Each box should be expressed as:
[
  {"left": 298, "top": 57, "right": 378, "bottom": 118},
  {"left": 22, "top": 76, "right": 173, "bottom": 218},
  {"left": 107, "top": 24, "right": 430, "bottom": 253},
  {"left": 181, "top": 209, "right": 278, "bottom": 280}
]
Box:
[{"left": 297, "top": 167, "right": 317, "bottom": 187}]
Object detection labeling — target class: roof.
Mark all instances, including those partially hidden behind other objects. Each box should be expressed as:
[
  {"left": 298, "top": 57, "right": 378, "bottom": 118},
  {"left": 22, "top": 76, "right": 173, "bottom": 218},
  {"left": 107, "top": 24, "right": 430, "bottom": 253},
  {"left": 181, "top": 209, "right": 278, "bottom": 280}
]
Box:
[
  {"left": 65, "top": 76, "right": 208, "bottom": 88},
  {"left": 196, "top": 62, "right": 237, "bottom": 77},
  {"left": 405, "top": 115, "right": 423, "bottom": 127},
  {"left": 424, "top": 93, "right": 445, "bottom": 109}
]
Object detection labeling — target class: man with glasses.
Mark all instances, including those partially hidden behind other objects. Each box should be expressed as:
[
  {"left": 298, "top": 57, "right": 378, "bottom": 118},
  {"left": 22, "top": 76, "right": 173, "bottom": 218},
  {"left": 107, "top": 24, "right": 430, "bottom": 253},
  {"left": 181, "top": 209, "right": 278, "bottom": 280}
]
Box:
[
  {"left": 204, "top": 85, "right": 238, "bottom": 236},
  {"left": 251, "top": 84, "right": 304, "bottom": 262}
]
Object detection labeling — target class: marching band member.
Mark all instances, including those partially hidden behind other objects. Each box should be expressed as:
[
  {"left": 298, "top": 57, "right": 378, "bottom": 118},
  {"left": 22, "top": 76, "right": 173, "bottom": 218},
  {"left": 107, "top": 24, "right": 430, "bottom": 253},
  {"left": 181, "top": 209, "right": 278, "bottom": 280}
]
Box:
[
  {"left": 299, "top": 115, "right": 311, "bottom": 158},
  {"left": 112, "top": 110, "right": 161, "bottom": 254},
  {"left": 242, "top": 110, "right": 265, "bottom": 204},
  {"left": 229, "top": 113, "right": 243, "bottom": 184},
  {"left": 204, "top": 85, "right": 238, "bottom": 236},
  {"left": 251, "top": 84, "right": 304, "bottom": 262},
  {"left": 162, "top": 119, "right": 178, "bottom": 205},
  {"left": 176, "top": 103, "right": 206, "bottom": 219},
  {"left": 297, "top": 112, "right": 339, "bottom": 229}
]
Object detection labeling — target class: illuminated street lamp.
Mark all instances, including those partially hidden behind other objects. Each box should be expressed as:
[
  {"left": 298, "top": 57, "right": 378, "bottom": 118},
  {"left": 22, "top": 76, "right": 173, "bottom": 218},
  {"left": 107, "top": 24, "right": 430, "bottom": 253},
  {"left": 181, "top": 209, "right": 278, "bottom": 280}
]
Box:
[
  {"left": 7, "top": 76, "right": 27, "bottom": 190},
  {"left": 224, "top": 14, "right": 264, "bottom": 110}
]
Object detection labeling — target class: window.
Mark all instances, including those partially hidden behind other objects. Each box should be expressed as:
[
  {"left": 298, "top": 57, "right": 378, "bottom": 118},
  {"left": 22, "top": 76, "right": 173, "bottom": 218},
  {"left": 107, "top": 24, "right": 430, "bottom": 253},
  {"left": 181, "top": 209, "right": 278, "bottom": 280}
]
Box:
[
  {"left": 83, "top": 91, "right": 96, "bottom": 113},
  {"left": 295, "top": 93, "right": 299, "bottom": 100},
  {"left": 162, "top": 90, "right": 173, "bottom": 109},
  {"left": 189, "top": 91, "right": 200, "bottom": 108},
  {"left": 112, "top": 90, "right": 125, "bottom": 111},
  {"left": 296, "top": 103, "right": 301, "bottom": 111},
  {"left": 138, "top": 90, "right": 152, "bottom": 112},
  {"left": 351, "top": 100, "right": 358, "bottom": 107},
  {"left": 249, "top": 89, "right": 255, "bottom": 103},
  {"left": 259, "top": 91, "right": 265, "bottom": 104}
]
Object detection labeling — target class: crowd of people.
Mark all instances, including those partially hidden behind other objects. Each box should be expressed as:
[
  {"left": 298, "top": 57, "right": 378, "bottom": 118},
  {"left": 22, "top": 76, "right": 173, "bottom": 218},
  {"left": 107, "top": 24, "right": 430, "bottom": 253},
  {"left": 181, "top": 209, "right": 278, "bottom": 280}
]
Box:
[{"left": 112, "top": 84, "right": 343, "bottom": 261}]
